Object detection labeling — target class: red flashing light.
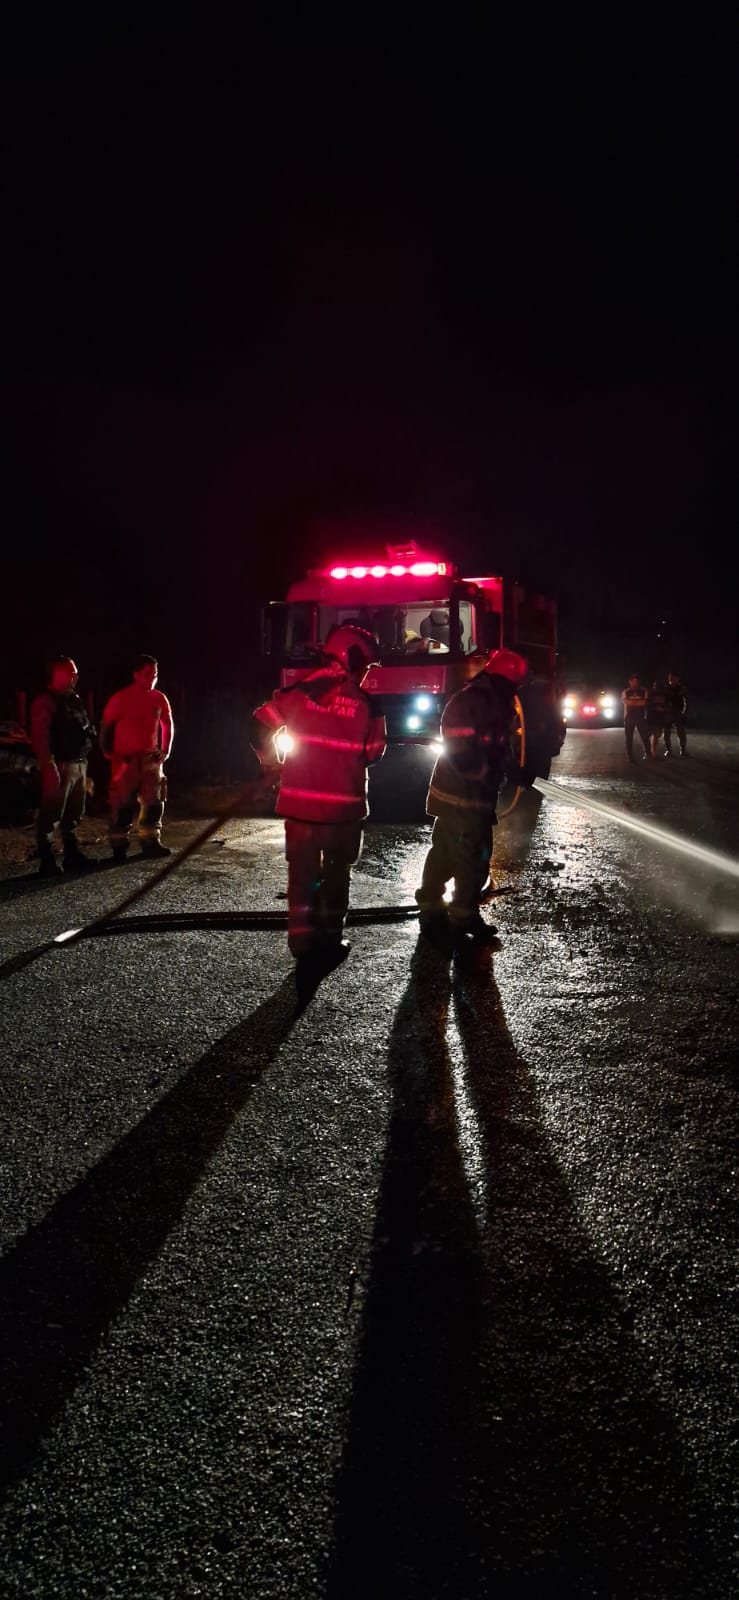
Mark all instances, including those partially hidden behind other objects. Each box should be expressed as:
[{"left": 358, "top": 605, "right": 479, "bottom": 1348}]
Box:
[{"left": 327, "top": 560, "right": 448, "bottom": 580}]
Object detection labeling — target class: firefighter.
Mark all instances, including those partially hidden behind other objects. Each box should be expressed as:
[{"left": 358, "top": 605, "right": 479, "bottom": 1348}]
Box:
[
  {"left": 250, "top": 626, "right": 386, "bottom": 967},
  {"left": 100, "top": 654, "right": 174, "bottom": 860},
  {"left": 663, "top": 670, "right": 688, "bottom": 756},
  {"left": 621, "top": 673, "right": 651, "bottom": 761},
  {"left": 30, "top": 655, "right": 97, "bottom": 876},
  {"left": 415, "top": 648, "right": 535, "bottom": 954},
  {"left": 646, "top": 679, "right": 669, "bottom": 756}
]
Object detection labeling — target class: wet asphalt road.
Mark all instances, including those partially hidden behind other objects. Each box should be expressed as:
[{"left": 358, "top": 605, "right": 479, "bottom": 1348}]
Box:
[{"left": 0, "top": 731, "right": 737, "bottom": 1598}]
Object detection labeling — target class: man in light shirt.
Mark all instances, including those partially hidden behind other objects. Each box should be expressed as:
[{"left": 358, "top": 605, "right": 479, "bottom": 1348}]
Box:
[{"left": 100, "top": 654, "right": 174, "bottom": 861}]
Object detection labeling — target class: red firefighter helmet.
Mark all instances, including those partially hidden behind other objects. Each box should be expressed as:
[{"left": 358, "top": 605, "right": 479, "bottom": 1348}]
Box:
[
  {"left": 324, "top": 624, "right": 380, "bottom": 676},
  {"left": 484, "top": 647, "right": 529, "bottom": 683}
]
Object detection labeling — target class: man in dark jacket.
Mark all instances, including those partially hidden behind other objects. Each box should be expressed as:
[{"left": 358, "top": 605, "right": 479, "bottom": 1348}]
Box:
[
  {"left": 415, "top": 648, "right": 534, "bottom": 952},
  {"left": 646, "top": 679, "right": 669, "bottom": 756},
  {"left": 250, "top": 626, "right": 386, "bottom": 966},
  {"left": 30, "top": 655, "right": 97, "bottom": 876},
  {"left": 663, "top": 671, "right": 688, "bottom": 756}
]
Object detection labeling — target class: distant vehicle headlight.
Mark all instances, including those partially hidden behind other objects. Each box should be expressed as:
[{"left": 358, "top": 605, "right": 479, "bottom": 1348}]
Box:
[
  {"left": 563, "top": 695, "right": 577, "bottom": 709},
  {"left": 407, "top": 715, "right": 421, "bottom": 730},
  {"left": 600, "top": 695, "right": 616, "bottom": 710},
  {"left": 430, "top": 740, "right": 444, "bottom": 754},
  {"left": 414, "top": 694, "right": 433, "bottom": 712}
]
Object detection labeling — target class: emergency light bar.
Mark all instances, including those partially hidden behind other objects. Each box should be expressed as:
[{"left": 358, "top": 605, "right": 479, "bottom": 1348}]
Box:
[{"left": 327, "top": 561, "right": 449, "bottom": 580}]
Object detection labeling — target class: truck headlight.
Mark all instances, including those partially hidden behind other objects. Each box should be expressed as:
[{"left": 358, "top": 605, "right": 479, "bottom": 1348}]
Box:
[
  {"left": 407, "top": 715, "right": 421, "bottom": 730},
  {"left": 414, "top": 694, "right": 433, "bottom": 712}
]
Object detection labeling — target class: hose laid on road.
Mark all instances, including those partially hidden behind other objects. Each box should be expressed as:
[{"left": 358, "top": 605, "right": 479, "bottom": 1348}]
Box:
[
  {"left": 63, "top": 906, "right": 420, "bottom": 940},
  {"left": 54, "top": 783, "right": 423, "bottom": 947}
]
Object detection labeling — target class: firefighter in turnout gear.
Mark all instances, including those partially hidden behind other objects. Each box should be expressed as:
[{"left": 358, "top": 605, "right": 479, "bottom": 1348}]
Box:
[
  {"left": 100, "top": 655, "right": 174, "bottom": 860},
  {"left": 250, "top": 626, "right": 386, "bottom": 967},
  {"left": 30, "top": 655, "right": 97, "bottom": 876},
  {"left": 415, "top": 648, "right": 535, "bottom": 953}
]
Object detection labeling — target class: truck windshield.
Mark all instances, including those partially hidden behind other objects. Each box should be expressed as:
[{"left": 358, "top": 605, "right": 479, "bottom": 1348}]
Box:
[{"left": 283, "top": 600, "right": 477, "bottom": 660}]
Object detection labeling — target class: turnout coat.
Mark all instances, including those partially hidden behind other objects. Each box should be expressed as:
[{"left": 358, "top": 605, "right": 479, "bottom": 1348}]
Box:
[{"left": 250, "top": 664, "right": 386, "bottom": 824}]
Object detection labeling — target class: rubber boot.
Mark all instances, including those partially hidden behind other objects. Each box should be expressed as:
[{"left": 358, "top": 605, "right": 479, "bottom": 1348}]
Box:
[
  {"left": 63, "top": 839, "right": 96, "bottom": 872},
  {"left": 39, "top": 845, "right": 63, "bottom": 878},
  {"left": 140, "top": 839, "right": 172, "bottom": 859}
]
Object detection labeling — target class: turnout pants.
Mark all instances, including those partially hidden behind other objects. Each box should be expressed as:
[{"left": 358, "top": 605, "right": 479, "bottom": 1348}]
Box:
[
  {"left": 284, "top": 818, "right": 363, "bottom": 956},
  {"left": 624, "top": 713, "right": 650, "bottom": 759},
  {"left": 415, "top": 812, "right": 493, "bottom": 930},
  {"left": 37, "top": 760, "right": 87, "bottom": 853},
  {"left": 109, "top": 752, "right": 166, "bottom": 847}
]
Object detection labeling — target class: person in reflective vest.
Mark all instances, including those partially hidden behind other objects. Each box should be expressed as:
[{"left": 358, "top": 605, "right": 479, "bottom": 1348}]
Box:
[
  {"left": 250, "top": 626, "right": 386, "bottom": 967},
  {"left": 621, "top": 674, "right": 651, "bottom": 762},
  {"left": 30, "top": 655, "right": 97, "bottom": 877},
  {"left": 415, "top": 648, "right": 534, "bottom": 952}
]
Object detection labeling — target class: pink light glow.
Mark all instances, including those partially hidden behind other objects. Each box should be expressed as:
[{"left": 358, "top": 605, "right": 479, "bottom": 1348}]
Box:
[
  {"left": 370, "top": 564, "right": 388, "bottom": 577},
  {"left": 330, "top": 566, "right": 348, "bottom": 579},
  {"left": 349, "top": 565, "right": 369, "bottom": 578},
  {"left": 410, "top": 561, "right": 440, "bottom": 576},
  {"left": 389, "top": 563, "right": 407, "bottom": 575}
]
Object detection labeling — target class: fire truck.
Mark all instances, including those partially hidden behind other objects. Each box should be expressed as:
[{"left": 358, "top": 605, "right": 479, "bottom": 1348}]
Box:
[{"left": 263, "top": 543, "right": 566, "bottom": 780}]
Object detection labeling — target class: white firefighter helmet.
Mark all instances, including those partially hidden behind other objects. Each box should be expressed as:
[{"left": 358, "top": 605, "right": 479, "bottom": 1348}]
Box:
[
  {"left": 484, "top": 647, "right": 529, "bottom": 683},
  {"left": 324, "top": 625, "right": 380, "bottom": 676}
]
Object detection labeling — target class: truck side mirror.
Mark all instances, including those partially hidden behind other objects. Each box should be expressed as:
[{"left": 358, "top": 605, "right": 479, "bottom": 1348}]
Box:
[{"left": 261, "top": 603, "right": 287, "bottom": 657}]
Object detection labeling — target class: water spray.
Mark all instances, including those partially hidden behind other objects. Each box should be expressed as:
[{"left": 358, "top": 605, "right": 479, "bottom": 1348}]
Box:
[{"left": 534, "top": 777, "right": 739, "bottom": 882}]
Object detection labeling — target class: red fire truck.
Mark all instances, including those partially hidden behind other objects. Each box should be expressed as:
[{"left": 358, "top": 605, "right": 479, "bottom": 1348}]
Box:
[{"left": 263, "top": 543, "right": 566, "bottom": 779}]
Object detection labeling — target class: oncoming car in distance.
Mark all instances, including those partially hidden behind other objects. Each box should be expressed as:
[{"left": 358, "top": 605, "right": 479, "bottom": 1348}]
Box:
[{"left": 561, "top": 685, "right": 620, "bottom": 727}]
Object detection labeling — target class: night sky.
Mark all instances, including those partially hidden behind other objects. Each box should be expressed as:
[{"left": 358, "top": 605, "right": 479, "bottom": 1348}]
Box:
[{"left": 2, "top": 13, "right": 737, "bottom": 696}]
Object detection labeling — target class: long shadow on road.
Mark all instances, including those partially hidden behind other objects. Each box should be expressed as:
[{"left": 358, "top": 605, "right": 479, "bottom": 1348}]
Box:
[
  {"left": 0, "top": 967, "right": 320, "bottom": 1500},
  {"left": 326, "top": 940, "right": 729, "bottom": 1599}
]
